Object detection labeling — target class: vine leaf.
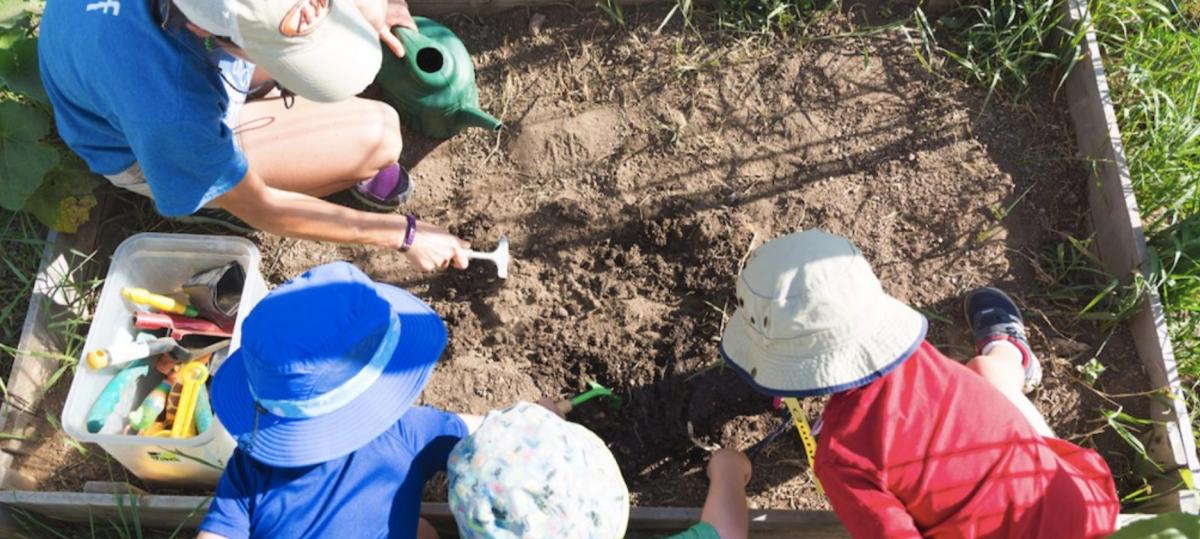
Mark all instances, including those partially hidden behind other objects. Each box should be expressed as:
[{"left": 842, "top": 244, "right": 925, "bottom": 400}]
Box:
[
  {"left": 0, "top": 101, "right": 59, "bottom": 210},
  {"left": 0, "top": 36, "right": 47, "bottom": 104},
  {"left": 0, "top": 25, "right": 21, "bottom": 48},
  {"left": 23, "top": 164, "right": 100, "bottom": 233}
]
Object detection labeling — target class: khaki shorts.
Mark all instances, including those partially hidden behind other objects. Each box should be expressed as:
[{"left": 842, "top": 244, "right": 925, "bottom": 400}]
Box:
[
  {"left": 104, "top": 162, "right": 223, "bottom": 210},
  {"left": 103, "top": 162, "right": 154, "bottom": 198}
]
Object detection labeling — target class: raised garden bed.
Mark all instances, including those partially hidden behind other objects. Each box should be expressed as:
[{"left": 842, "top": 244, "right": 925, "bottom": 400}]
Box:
[{"left": 0, "top": 1, "right": 1194, "bottom": 535}]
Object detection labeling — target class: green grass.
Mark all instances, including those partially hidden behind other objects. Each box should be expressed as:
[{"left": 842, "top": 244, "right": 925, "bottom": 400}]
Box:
[
  {"left": 1091, "top": 0, "right": 1200, "bottom": 447},
  {"left": 906, "top": 0, "right": 1083, "bottom": 110},
  {"left": 598, "top": 0, "right": 839, "bottom": 37},
  {"left": 0, "top": 209, "right": 48, "bottom": 362},
  {"left": 933, "top": 0, "right": 1081, "bottom": 106},
  {"left": 712, "top": 0, "right": 838, "bottom": 36}
]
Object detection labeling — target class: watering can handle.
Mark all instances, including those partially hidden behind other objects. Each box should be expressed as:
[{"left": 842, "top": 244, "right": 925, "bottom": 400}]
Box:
[{"left": 392, "top": 26, "right": 454, "bottom": 90}]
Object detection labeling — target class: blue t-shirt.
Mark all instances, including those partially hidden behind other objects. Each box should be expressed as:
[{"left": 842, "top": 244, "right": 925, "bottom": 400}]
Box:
[
  {"left": 38, "top": 0, "right": 252, "bottom": 217},
  {"left": 200, "top": 406, "right": 468, "bottom": 539}
]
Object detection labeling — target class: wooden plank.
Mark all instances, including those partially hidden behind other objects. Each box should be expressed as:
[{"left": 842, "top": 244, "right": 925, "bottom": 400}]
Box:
[
  {"left": 82, "top": 482, "right": 148, "bottom": 496},
  {"left": 0, "top": 490, "right": 1169, "bottom": 537},
  {"left": 1, "top": 491, "right": 211, "bottom": 530},
  {"left": 1062, "top": 0, "right": 1200, "bottom": 514},
  {"left": 0, "top": 491, "right": 848, "bottom": 537}
]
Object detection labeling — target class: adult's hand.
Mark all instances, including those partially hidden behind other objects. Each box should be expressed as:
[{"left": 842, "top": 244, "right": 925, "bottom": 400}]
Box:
[
  {"left": 215, "top": 171, "right": 467, "bottom": 273},
  {"left": 404, "top": 220, "right": 471, "bottom": 271},
  {"left": 356, "top": 0, "right": 416, "bottom": 59},
  {"left": 386, "top": 1, "right": 418, "bottom": 31}
]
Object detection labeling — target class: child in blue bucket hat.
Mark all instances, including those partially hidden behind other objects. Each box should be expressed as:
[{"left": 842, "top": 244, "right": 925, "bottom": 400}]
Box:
[{"left": 198, "top": 262, "right": 471, "bottom": 539}]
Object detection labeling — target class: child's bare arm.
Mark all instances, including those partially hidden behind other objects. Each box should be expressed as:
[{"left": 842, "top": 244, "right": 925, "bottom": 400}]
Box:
[{"left": 700, "top": 449, "right": 752, "bottom": 539}]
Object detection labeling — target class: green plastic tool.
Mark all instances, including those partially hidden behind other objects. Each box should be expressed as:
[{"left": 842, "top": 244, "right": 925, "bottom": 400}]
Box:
[
  {"left": 570, "top": 380, "right": 621, "bottom": 408},
  {"left": 86, "top": 359, "right": 150, "bottom": 434}
]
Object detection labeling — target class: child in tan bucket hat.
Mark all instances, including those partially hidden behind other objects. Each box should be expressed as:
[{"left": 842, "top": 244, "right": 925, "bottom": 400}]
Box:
[{"left": 720, "top": 229, "right": 1119, "bottom": 538}]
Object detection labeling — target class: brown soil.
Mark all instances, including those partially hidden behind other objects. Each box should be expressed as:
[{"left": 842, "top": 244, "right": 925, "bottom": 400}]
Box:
[{"left": 11, "top": 5, "right": 1153, "bottom": 512}]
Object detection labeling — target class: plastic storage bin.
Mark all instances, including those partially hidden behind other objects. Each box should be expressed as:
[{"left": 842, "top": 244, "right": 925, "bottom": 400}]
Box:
[{"left": 62, "top": 233, "right": 268, "bottom": 487}]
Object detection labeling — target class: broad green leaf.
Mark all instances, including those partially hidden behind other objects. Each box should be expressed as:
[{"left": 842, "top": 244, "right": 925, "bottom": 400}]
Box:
[
  {"left": 0, "top": 101, "right": 59, "bottom": 210},
  {"left": 0, "top": 37, "right": 47, "bottom": 105},
  {"left": 0, "top": 25, "right": 22, "bottom": 49},
  {"left": 23, "top": 166, "right": 99, "bottom": 233}
]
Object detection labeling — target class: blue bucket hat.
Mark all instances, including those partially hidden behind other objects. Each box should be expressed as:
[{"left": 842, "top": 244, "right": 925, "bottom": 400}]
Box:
[{"left": 210, "top": 262, "right": 447, "bottom": 467}]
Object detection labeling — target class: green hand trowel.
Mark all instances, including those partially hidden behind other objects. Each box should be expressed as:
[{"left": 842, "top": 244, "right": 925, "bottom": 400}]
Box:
[
  {"left": 377, "top": 17, "right": 503, "bottom": 139},
  {"left": 554, "top": 380, "right": 622, "bottom": 416}
]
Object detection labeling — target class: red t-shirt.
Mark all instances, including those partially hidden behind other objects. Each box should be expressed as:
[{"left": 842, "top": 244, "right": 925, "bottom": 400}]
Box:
[{"left": 813, "top": 342, "right": 1118, "bottom": 538}]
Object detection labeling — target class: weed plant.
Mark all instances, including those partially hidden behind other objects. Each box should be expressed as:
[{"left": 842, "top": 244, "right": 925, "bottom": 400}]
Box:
[
  {"left": 714, "top": 0, "right": 838, "bottom": 35},
  {"left": 924, "top": 0, "right": 1081, "bottom": 106},
  {"left": 598, "top": 0, "right": 838, "bottom": 37}
]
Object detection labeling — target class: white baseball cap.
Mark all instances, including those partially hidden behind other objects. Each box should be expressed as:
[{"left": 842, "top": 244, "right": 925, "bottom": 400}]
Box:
[
  {"left": 720, "top": 229, "right": 927, "bottom": 396},
  {"left": 173, "top": 0, "right": 382, "bottom": 102}
]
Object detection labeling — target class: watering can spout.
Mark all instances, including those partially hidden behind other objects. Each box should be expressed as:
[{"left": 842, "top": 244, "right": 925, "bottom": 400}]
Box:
[{"left": 458, "top": 106, "right": 503, "bottom": 132}]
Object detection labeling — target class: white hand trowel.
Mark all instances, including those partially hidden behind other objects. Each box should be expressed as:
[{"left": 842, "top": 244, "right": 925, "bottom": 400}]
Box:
[{"left": 466, "top": 235, "right": 510, "bottom": 279}]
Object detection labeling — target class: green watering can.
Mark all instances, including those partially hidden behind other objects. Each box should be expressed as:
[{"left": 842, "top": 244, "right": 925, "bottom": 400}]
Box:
[{"left": 377, "top": 17, "right": 502, "bottom": 139}]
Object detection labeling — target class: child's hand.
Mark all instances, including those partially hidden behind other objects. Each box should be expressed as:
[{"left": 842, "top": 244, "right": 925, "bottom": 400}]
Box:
[
  {"left": 537, "top": 397, "right": 569, "bottom": 418},
  {"left": 708, "top": 449, "right": 752, "bottom": 487}
]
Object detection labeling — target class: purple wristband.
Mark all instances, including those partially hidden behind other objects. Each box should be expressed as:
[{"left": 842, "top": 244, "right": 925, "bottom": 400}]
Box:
[{"left": 400, "top": 214, "right": 417, "bottom": 252}]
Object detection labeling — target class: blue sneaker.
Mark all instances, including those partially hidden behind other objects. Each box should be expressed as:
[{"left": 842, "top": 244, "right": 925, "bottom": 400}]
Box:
[{"left": 963, "top": 287, "right": 1043, "bottom": 393}]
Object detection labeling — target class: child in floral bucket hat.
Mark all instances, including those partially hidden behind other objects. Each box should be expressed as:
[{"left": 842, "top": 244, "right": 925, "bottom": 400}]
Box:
[
  {"left": 198, "top": 262, "right": 470, "bottom": 539},
  {"left": 720, "top": 229, "right": 1120, "bottom": 538},
  {"left": 447, "top": 402, "right": 754, "bottom": 539}
]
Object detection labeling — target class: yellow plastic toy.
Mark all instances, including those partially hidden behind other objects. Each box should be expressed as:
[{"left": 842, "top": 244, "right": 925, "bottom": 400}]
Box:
[
  {"left": 142, "top": 422, "right": 173, "bottom": 438},
  {"left": 122, "top": 287, "right": 199, "bottom": 317},
  {"left": 170, "top": 362, "right": 210, "bottom": 438}
]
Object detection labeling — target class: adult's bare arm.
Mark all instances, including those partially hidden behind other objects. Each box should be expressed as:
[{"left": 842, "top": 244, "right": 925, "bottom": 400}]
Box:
[{"left": 215, "top": 170, "right": 469, "bottom": 271}]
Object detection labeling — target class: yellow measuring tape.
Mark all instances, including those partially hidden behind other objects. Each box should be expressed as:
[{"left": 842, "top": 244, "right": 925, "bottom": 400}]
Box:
[{"left": 782, "top": 397, "right": 824, "bottom": 495}]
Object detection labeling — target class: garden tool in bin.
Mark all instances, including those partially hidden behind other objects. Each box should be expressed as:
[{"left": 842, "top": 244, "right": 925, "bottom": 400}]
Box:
[
  {"left": 86, "top": 359, "right": 151, "bottom": 433},
  {"left": 183, "top": 261, "right": 245, "bottom": 328},
  {"left": 376, "top": 17, "right": 503, "bottom": 139},
  {"left": 135, "top": 311, "right": 233, "bottom": 340}
]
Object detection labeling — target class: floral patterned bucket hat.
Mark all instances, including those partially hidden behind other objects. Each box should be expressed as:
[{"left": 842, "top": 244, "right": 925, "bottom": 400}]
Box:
[{"left": 447, "top": 402, "right": 629, "bottom": 539}]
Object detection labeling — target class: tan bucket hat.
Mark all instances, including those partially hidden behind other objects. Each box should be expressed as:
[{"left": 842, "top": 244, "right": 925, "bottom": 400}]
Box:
[
  {"left": 173, "top": 0, "right": 381, "bottom": 103},
  {"left": 720, "top": 230, "right": 927, "bottom": 396}
]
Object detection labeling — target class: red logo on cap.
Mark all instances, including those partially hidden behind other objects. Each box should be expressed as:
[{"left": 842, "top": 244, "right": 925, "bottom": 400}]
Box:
[{"left": 280, "top": 0, "right": 330, "bottom": 37}]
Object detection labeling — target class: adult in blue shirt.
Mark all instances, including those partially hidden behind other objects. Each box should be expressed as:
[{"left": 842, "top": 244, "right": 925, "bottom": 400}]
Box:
[
  {"left": 196, "top": 262, "right": 482, "bottom": 539},
  {"left": 39, "top": 0, "right": 470, "bottom": 271}
]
